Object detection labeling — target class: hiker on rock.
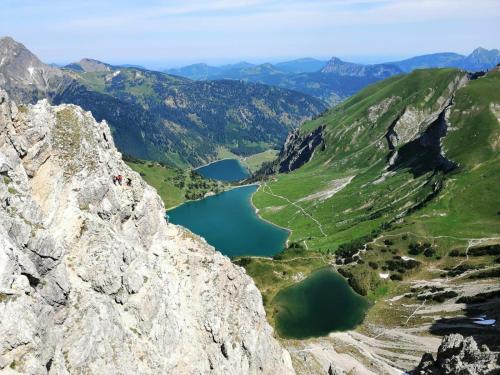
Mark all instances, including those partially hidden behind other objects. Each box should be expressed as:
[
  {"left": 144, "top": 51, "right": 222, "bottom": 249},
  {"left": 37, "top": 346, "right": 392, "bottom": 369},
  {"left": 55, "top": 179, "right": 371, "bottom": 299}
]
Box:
[{"left": 113, "top": 175, "right": 123, "bottom": 185}]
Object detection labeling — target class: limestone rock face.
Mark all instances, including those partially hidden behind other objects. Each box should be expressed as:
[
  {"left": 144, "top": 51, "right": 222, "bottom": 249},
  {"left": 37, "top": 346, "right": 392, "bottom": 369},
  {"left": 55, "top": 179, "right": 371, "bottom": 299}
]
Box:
[
  {"left": 388, "top": 74, "right": 468, "bottom": 148},
  {"left": 0, "top": 89, "right": 294, "bottom": 375},
  {"left": 410, "top": 334, "right": 499, "bottom": 375}
]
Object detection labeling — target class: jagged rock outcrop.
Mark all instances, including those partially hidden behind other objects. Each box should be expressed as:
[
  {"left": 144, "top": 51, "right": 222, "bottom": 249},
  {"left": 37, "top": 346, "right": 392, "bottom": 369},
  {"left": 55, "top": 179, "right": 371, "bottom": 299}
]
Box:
[
  {"left": 410, "top": 334, "right": 499, "bottom": 375},
  {"left": 384, "top": 73, "right": 468, "bottom": 176},
  {"left": 458, "top": 47, "right": 500, "bottom": 72},
  {"left": 0, "top": 89, "right": 294, "bottom": 375},
  {"left": 386, "top": 73, "right": 468, "bottom": 149},
  {"left": 327, "top": 363, "right": 345, "bottom": 375},
  {"left": 274, "top": 125, "right": 325, "bottom": 173}
]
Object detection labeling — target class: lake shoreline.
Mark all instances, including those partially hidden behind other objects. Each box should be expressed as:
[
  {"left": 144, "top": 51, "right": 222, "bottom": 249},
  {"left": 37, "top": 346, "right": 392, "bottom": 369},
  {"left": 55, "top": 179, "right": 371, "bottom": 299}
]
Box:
[
  {"left": 250, "top": 183, "right": 292, "bottom": 249},
  {"left": 194, "top": 157, "right": 233, "bottom": 170},
  {"left": 168, "top": 184, "right": 289, "bottom": 257},
  {"left": 166, "top": 182, "right": 257, "bottom": 211},
  {"left": 195, "top": 157, "right": 250, "bottom": 174},
  {"left": 169, "top": 157, "right": 291, "bottom": 252},
  {"left": 167, "top": 181, "right": 292, "bottom": 251},
  {"left": 273, "top": 267, "right": 371, "bottom": 339}
]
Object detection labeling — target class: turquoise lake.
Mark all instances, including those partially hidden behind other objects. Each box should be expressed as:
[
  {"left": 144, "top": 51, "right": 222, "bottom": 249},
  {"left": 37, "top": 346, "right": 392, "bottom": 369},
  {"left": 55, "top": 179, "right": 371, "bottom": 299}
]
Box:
[
  {"left": 196, "top": 159, "right": 250, "bottom": 182},
  {"left": 168, "top": 185, "right": 289, "bottom": 257},
  {"left": 274, "top": 268, "right": 371, "bottom": 339},
  {"left": 170, "top": 158, "right": 369, "bottom": 338}
]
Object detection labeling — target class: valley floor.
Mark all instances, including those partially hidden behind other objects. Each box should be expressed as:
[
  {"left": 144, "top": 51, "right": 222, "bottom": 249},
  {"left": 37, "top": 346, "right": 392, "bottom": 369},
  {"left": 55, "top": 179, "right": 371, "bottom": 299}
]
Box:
[
  {"left": 283, "top": 268, "right": 499, "bottom": 374},
  {"left": 243, "top": 234, "right": 500, "bottom": 374}
]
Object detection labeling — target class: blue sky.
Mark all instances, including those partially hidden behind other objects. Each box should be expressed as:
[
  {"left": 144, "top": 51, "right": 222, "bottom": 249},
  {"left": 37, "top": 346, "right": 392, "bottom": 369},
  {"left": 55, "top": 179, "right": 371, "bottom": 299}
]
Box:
[{"left": 1, "top": 0, "right": 499, "bottom": 68}]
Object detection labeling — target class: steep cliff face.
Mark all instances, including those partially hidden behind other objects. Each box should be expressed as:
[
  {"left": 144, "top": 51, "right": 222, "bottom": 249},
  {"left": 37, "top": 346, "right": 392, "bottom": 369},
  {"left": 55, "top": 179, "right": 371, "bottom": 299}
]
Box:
[
  {"left": 264, "top": 71, "right": 468, "bottom": 177},
  {"left": 261, "top": 125, "right": 325, "bottom": 174},
  {"left": 0, "top": 90, "right": 294, "bottom": 375}
]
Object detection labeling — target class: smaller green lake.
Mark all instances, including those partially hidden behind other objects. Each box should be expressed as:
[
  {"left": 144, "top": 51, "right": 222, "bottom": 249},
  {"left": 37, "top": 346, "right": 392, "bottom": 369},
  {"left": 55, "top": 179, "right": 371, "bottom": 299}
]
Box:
[
  {"left": 274, "top": 268, "right": 370, "bottom": 339},
  {"left": 196, "top": 159, "right": 249, "bottom": 182},
  {"left": 168, "top": 185, "right": 289, "bottom": 257}
]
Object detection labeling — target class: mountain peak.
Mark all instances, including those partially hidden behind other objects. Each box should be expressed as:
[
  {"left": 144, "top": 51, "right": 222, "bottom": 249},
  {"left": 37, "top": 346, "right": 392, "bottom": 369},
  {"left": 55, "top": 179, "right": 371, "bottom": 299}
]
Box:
[
  {"left": 321, "top": 57, "right": 363, "bottom": 72},
  {"left": 0, "top": 36, "right": 35, "bottom": 59},
  {"left": 471, "top": 46, "right": 488, "bottom": 53},
  {"left": 320, "top": 56, "right": 400, "bottom": 78},
  {"left": 469, "top": 46, "right": 500, "bottom": 56},
  {"left": 0, "top": 36, "right": 24, "bottom": 49},
  {"left": 325, "top": 56, "right": 348, "bottom": 65},
  {"left": 65, "top": 58, "right": 112, "bottom": 73},
  {"left": 260, "top": 62, "right": 276, "bottom": 69},
  {"left": 462, "top": 47, "right": 500, "bottom": 71},
  {"left": 0, "top": 36, "right": 65, "bottom": 103}
]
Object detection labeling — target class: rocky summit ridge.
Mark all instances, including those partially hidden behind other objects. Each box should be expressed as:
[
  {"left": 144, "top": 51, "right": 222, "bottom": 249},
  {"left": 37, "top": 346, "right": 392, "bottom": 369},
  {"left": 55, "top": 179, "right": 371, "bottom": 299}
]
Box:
[
  {"left": 0, "top": 89, "right": 294, "bottom": 375},
  {"left": 410, "top": 334, "right": 499, "bottom": 375}
]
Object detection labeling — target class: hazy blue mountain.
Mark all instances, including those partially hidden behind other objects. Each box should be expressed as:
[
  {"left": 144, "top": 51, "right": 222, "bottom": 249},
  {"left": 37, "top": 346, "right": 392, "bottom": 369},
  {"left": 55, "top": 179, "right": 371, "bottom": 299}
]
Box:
[
  {"left": 390, "top": 52, "right": 465, "bottom": 72},
  {"left": 320, "top": 57, "right": 401, "bottom": 77},
  {"left": 209, "top": 63, "right": 288, "bottom": 80},
  {"left": 199, "top": 58, "right": 402, "bottom": 105},
  {"left": 275, "top": 58, "right": 328, "bottom": 73},
  {"left": 165, "top": 61, "right": 255, "bottom": 80},
  {"left": 165, "top": 63, "right": 222, "bottom": 80},
  {"left": 65, "top": 58, "right": 113, "bottom": 73},
  {"left": 458, "top": 47, "right": 500, "bottom": 71},
  {"left": 219, "top": 61, "right": 255, "bottom": 70},
  {"left": 164, "top": 57, "right": 402, "bottom": 105},
  {"left": 391, "top": 48, "right": 500, "bottom": 72}
]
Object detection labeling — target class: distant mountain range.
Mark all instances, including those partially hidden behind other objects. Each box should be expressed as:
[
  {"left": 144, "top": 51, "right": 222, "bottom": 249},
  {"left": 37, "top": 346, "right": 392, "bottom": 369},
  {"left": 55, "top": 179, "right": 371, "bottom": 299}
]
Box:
[
  {"left": 165, "top": 48, "right": 500, "bottom": 105},
  {"left": 391, "top": 47, "right": 500, "bottom": 72},
  {"left": 166, "top": 58, "right": 329, "bottom": 80},
  {"left": 166, "top": 58, "right": 402, "bottom": 105},
  {"left": 1, "top": 35, "right": 498, "bottom": 165},
  {"left": 0, "top": 37, "right": 326, "bottom": 167}
]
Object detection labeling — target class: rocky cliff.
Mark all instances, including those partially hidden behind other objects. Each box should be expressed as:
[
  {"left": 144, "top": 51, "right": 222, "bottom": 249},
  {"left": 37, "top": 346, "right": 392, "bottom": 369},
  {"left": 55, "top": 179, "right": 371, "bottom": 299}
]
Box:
[
  {"left": 410, "top": 334, "right": 499, "bottom": 375},
  {"left": 255, "top": 125, "right": 325, "bottom": 176},
  {"left": 0, "top": 89, "right": 294, "bottom": 375}
]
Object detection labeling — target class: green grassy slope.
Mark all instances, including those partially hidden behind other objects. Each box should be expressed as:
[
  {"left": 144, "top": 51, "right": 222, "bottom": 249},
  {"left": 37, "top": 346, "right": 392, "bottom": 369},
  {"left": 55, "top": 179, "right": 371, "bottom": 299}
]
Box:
[
  {"left": 253, "top": 69, "right": 475, "bottom": 251},
  {"left": 126, "top": 158, "right": 227, "bottom": 209},
  {"left": 396, "top": 69, "right": 500, "bottom": 238},
  {"left": 247, "top": 67, "right": 500, "bottom": 320}
]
